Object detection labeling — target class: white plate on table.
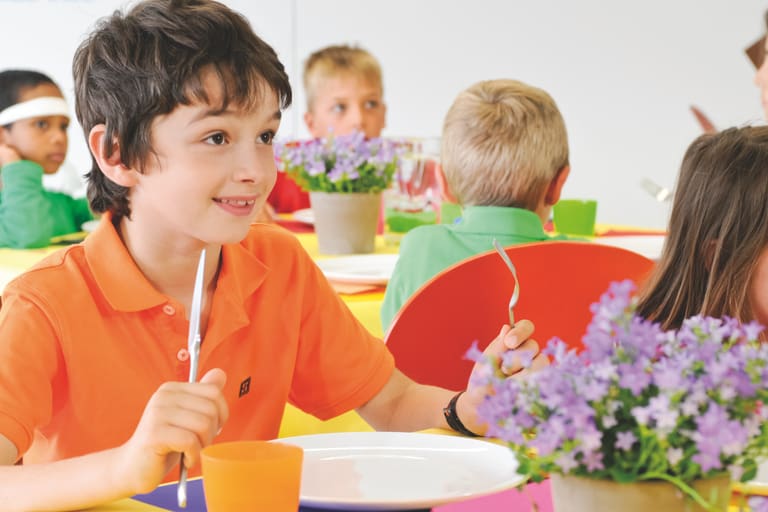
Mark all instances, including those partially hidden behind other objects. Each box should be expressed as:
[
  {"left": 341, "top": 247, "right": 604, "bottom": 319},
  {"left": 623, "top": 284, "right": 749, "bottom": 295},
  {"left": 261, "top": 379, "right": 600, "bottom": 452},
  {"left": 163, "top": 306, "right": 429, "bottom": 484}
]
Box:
[
  {"left": 293, "top": 208, "right": 315, "bottom": 225},
  {"left": 280, "top": 432, "right": 524, "bottom": 510},
  {"left": 593, "top": 235, "right": 666, "bottom": 260},
  {"left": 316, "top": 254, "right": 399, "bottom": 285}
]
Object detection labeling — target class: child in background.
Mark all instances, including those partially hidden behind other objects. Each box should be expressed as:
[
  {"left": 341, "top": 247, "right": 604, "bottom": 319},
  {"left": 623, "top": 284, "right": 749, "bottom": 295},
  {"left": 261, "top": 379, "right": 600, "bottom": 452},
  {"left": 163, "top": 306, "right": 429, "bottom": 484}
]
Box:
[
  {"left": 637, "top": 126, "right": 768, "bottom": 331},
  {"left": 268, "top": 44, "right": 386, "bottom": 213},
  {"left": 0, "top": 70, "right": 93, "bottom": 248},
  {"left": 0, "top": 2, "right": 545, "bottom": 509},
  {"left": 381, "top": 79, "right": 571, "bottom": 330}
]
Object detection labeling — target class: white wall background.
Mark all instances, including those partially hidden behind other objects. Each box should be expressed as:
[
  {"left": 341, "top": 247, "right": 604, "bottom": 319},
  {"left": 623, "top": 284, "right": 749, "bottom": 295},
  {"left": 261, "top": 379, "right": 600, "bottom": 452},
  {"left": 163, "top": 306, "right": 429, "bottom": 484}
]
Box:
[{"left": 2, "top": 0, "right": 766, "bottom": 228}]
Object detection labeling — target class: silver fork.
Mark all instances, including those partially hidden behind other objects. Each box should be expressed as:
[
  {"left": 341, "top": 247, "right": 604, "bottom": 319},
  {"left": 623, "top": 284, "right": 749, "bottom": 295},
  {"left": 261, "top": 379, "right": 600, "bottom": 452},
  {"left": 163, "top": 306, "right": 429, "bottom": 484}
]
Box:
[
  {"left": 640, "top": 177, "right": 673, "bottom": 202},
  {"left": 492, "top": 239, "right": 520, "bottom": 327}
]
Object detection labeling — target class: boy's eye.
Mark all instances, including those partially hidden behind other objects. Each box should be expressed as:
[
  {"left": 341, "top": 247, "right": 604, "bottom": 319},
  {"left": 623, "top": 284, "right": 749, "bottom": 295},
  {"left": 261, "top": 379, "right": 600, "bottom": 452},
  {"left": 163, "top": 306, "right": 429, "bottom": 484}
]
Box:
[
  {"left": 205, "top": 132, "right": 227, "bottom": 145},
  {"left": 331, "top": 103, "right": 347, "bottom": 114},
  {"left": 259, "top": 130, "right": 275, "bottom": 145},
  {"left": 35, "top": 120, "right": 50, "bottom": 130},
  {"left": 364, "top": 100, "right": 380, "bottom": 110}
]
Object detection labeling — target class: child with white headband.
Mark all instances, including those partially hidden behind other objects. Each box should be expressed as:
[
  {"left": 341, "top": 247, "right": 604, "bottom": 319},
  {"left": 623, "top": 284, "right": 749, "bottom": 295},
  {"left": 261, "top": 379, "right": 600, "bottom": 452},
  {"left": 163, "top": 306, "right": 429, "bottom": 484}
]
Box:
[{"left": 0, "top": 70, "right": 93, "bottom": 248}]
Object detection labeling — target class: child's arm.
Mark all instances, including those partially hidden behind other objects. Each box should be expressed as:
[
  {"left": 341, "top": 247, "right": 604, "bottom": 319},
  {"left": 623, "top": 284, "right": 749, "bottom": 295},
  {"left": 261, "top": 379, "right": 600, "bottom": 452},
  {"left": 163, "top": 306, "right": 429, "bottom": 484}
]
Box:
[
  {"left": 0, "top": 369, "right": 228, "bottom": 512},
  {"left": 357, "top": 321, "right": 547, "bottom": 434},
  {"left": 0, "top": 147, "right": 55, "bottom": 248}
]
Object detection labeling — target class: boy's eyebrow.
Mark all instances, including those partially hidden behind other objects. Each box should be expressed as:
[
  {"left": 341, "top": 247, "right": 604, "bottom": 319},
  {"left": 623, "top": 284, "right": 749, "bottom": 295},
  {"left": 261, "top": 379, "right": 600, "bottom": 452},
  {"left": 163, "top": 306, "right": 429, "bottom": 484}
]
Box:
[{"left": 188, "top": 107, "right": 282, "bottom": 124}]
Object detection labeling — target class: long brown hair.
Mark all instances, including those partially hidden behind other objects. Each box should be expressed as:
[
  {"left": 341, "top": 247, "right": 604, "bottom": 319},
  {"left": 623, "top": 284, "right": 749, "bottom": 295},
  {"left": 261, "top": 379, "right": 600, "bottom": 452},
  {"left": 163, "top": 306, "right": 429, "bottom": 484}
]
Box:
[{"left": 637, "top": 126, "right": 768, "bottom": 329}]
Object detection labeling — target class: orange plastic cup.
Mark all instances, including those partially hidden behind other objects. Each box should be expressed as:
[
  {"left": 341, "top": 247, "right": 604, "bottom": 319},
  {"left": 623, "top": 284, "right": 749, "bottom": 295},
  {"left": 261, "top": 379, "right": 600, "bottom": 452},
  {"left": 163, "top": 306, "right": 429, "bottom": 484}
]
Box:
[{"left": 201, "top": 440, "right": 303, "bottom": 512}]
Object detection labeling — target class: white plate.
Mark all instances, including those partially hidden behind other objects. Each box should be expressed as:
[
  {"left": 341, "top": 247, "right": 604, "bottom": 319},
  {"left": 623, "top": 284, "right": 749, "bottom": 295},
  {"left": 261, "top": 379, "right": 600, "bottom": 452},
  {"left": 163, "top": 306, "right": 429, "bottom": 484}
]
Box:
[
  {"left": 81, "top": 220, "right": 100, "bottom": 233},
  {"left": 279, "top": 432, "right": 524, "bottom": 510},
  {"left": 593, "top": 235, "right": 666, "bottom": 260},
  {"left": 293, "top": 208, "right": 315, "bottom": 225},
  {"left": 316, "top": 254, "right": 399, "bottom": 285}
]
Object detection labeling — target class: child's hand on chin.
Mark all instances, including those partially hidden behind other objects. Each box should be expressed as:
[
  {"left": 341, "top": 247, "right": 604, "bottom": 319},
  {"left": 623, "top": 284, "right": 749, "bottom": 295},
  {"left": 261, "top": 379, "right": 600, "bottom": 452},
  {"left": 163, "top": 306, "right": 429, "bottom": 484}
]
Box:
[{"left": 0, "top": 144, "right": 21, "bottom": 167}]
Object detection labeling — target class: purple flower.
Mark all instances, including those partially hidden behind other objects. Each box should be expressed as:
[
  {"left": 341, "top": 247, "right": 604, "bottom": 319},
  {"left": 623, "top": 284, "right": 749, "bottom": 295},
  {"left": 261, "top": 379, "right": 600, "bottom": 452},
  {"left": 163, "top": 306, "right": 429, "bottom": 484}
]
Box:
[
  {"left": 618, "top": 362, "right": 651, "bottom": 395},
  {"left": 667, "top": 447, "right": 684, "bottom": 466},
  {"left": 276, "top": 131, "right": 399, "bottom": 193},
  {"left": 468, "top": 279, "right": 768, "bottom": 489},
  {"left": 555, "top": 452, "right": 578, "bottom": 474},
  {"left": 582, "top": 450, "right": 605, "bottom": 472},
  {"left": 615, "top": 431, "right": 637, "bottom": 451},
  {"left": 749, "top": 496, "right": 768, "bottom": 512}
]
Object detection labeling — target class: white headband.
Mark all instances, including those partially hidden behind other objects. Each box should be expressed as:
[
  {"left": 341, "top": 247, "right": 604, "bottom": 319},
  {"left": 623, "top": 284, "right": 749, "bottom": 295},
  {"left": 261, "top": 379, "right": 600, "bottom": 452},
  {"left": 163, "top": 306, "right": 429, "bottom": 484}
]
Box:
[{"left": 0, "top": 97, "right": 70, "bottom": 126}]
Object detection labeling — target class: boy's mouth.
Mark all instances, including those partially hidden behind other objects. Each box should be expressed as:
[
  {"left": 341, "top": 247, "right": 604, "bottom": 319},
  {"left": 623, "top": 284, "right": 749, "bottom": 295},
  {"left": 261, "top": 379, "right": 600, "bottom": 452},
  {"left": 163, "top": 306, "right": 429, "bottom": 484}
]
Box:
[{"left": 213, "top": 196, "right": 258, "bottom": 216}]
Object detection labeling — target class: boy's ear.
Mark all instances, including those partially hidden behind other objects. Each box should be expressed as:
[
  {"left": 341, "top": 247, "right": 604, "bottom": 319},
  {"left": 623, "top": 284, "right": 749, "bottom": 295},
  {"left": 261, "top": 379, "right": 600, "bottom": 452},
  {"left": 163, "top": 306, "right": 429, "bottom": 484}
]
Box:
[
  {"left": 434, "top": 162, "right": 457, "bottom": 203},
  {"left": 87, "top": 124, "right": 139, "bottom": 187},
  {"left": 303, "top": 111, "right": 319, "bottom": 138},
  {"left": 544, "top": 165, "right": 570, "bottom": 206}
]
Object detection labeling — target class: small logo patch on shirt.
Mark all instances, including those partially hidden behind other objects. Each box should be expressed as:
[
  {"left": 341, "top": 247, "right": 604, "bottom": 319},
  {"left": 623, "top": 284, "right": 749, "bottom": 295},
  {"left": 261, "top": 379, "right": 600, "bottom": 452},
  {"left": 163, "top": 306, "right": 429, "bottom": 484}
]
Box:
[{"left": 239, "top": 377, "right": 251, "bottom": 397}]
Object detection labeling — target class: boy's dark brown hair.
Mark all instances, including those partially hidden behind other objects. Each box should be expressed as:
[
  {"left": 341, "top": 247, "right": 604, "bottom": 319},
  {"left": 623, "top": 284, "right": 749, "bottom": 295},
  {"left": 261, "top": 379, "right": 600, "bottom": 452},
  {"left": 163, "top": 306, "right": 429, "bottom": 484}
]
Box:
[
  {"left": 73, "top": 0, "right": 292, "bottom": 219},
  {"left": 637, "top": 126, "right": 768, "bottom": 329},
  {"left": 0, "top": 70, "right": 58, "bottom": 124}
]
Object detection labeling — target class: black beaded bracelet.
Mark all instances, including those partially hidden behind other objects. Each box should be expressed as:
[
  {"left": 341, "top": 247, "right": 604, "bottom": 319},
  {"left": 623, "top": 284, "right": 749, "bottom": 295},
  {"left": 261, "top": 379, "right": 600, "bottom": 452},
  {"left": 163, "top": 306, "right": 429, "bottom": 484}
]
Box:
[{"left": 442, "top": 391, "right": 480, "bottom": 437}]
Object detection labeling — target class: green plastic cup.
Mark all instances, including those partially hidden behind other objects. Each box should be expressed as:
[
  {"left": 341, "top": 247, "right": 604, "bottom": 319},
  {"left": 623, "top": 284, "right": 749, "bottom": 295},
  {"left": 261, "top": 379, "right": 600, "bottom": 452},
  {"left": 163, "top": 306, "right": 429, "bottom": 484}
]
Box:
[{"left": 552, "top": 199, "right": 597, "bottom": 236}]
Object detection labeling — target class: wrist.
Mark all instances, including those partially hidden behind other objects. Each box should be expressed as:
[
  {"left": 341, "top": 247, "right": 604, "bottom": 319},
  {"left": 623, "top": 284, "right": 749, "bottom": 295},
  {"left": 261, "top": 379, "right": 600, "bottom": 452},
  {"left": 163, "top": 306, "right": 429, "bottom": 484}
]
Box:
[{"left": 443, "top": 391, "right": 481, "bottom": 437}]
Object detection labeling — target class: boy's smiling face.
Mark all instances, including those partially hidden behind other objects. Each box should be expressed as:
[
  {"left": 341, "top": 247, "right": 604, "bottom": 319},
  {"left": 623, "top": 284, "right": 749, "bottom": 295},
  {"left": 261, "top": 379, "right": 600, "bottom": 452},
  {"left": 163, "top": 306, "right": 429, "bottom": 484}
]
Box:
[
  {"left": 124, "top": 70, "right": 282, "bottom": 245},
  {"left": 304, "top": 73, "right": 386, "bottom": 139}
]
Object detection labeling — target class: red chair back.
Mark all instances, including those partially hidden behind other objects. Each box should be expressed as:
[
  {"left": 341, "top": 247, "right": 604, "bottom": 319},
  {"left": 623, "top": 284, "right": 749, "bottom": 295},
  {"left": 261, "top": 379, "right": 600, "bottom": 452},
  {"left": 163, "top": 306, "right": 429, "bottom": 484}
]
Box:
[{"left": 384, "top": 241, "right": 655, "bottom": 391}]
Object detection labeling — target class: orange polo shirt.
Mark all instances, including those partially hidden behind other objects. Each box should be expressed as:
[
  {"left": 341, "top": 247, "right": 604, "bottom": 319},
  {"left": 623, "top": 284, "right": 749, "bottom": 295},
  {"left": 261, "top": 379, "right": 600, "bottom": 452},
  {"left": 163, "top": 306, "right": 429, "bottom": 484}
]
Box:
[{"left": 0, "top": 214, "right": 394, "bottom": 476}]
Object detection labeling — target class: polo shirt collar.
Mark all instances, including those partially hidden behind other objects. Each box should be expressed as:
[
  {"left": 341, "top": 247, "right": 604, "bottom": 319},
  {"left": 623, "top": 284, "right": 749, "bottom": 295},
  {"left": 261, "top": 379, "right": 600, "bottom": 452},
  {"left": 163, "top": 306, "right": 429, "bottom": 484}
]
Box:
[
  {"left": 84, "top": 213, "right": 268, "bottom": 312},
  {"left": 453, "top": 206, "right": 548, "bottom": 239}
]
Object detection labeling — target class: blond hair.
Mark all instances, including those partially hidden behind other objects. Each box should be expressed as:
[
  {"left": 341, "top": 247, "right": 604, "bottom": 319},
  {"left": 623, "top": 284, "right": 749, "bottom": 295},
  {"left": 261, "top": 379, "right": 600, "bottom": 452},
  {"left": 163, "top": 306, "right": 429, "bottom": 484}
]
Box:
[
  {"left": 440, "top": 79, "right": 568, "bottom": 209},
  {"left": 303, "top": 45, "right": 383, "bottom": 110}
]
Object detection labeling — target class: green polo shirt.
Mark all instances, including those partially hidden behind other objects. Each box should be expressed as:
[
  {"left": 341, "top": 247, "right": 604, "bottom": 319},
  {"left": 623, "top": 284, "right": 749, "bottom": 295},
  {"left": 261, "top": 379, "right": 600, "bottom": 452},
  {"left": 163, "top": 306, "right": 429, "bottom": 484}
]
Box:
[{"left": 381, "top": 206, "right": 567, "bottom": 330}]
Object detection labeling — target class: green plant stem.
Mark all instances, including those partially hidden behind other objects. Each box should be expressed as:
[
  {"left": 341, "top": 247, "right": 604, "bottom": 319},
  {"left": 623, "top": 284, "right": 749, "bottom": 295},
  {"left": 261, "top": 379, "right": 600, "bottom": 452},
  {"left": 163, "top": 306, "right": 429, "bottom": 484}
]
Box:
[{"left": 639, "top": 472, "right": 719, "bottom": 512}]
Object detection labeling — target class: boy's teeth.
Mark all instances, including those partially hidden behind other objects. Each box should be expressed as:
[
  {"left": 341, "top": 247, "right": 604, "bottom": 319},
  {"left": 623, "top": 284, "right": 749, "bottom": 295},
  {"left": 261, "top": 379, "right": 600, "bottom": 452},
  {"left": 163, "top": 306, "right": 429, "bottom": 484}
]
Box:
[{"left": 219, "top": 198, "right": 255, "bottom": 206}]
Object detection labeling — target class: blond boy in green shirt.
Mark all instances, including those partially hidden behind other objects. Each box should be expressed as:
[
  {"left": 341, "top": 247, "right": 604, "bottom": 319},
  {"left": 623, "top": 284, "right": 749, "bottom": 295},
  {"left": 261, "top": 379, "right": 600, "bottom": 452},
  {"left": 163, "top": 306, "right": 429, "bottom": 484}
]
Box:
[{"left": 382, "top": 79, "right": 571, "bottom": 330}]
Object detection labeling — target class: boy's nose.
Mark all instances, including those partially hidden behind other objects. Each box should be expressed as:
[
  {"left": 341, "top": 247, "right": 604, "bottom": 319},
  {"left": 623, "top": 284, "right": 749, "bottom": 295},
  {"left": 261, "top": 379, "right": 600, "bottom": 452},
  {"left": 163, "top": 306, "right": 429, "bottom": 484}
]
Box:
[
  {"left": 347, "top": 105, "right": 363, "bottom": 129},
  {"left": 232, "top": 146, "right": 276, "bottom": 185},
  {"left": 51, "top": 128, "right": 68, "bottom": 143}
]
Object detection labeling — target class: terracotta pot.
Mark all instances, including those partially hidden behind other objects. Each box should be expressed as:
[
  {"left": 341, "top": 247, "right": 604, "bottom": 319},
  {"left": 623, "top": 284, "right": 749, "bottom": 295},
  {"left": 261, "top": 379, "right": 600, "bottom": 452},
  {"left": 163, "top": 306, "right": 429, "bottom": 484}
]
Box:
[
  {"left": 550, "top": 473, "right": 731, "bottom": 512},
  {"left": 310, "top": 191, "right": 381, "bottom": 254}
]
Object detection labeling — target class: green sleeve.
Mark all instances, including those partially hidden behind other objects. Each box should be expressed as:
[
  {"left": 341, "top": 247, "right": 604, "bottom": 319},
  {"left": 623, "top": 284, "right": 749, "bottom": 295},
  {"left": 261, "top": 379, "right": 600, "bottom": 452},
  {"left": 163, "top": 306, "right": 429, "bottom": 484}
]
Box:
[
  {"left": 70, "top": 196, "right": 94, "bottom": 228},
  {"left": 0, "top": 161, "right": 54, "bottom": 248}
]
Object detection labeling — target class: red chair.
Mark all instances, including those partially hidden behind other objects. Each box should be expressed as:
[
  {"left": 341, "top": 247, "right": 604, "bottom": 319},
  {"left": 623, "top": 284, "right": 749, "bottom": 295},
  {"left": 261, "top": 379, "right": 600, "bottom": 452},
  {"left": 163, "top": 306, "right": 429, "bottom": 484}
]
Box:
[{"left": 384, "top": 241, "right": 655, "bottom": 391}]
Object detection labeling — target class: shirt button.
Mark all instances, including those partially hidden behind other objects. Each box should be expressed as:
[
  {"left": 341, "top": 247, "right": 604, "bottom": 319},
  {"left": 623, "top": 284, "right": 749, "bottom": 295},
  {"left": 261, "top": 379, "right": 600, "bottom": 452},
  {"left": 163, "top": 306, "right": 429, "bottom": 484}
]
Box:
[
  {"left": 163, "top": 304, "right": 176, "bottom": 316},
  {"left": 177, "top": 348, "right": 189, "bottom": 362}
]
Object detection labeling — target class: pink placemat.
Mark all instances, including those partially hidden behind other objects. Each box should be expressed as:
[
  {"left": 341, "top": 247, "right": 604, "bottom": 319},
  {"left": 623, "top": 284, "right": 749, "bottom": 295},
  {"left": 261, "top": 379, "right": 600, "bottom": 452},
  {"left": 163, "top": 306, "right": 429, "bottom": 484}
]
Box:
[{"left": 435, "top": 480, "right": 553, "bottom": 512}]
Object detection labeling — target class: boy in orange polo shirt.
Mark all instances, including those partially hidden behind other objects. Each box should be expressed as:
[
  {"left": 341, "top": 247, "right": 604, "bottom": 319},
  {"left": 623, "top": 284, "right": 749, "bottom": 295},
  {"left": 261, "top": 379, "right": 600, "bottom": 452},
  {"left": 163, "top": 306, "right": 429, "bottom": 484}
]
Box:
[{"left": 0, "top": 1, "right": 545, "bottom": 509}]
